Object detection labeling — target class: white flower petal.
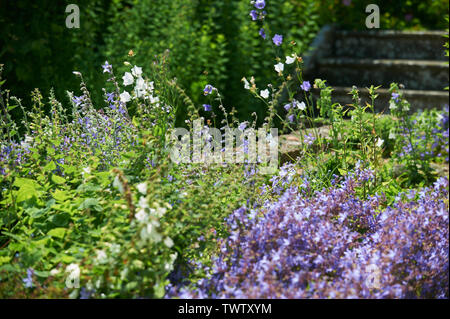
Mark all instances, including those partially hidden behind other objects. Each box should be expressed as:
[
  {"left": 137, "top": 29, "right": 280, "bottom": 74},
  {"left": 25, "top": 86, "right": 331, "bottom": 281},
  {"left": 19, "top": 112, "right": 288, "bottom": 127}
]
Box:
[
  {"left": 376, "top": 138, "right": 384, "bottom": 148},
  {"left": 131, "top": 65, "right": 143, "bottom": 77},
  {"left": 136, "top": 182, "right": 148, "bottom": 195},
  {"left": 274, "top": 62, "right": 284, "bottom": 73},
  {"left": 135, "top": 209, "right": 148, "bottom": 222},
  {"left": 286, "top": 55, "right": 296, "bottom": 64},
  {"left": 122, "top": 72, "right": 134, "bottom": 86},
  {"left": 120, "top": 91, "right": 131, "bottom": 103},
  {"left": 164, "top": 237, "right": 174, "bottom": 248}
]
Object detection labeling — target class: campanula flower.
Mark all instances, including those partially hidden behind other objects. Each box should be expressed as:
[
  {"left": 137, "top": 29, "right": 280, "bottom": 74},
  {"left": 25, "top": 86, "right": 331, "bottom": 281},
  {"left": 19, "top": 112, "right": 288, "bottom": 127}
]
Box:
[
  {"left": 260, "top": 89, "right": 270, "bottom": 99},
  {"left": 297, "top": 101, "right": 306, "bottom": 111},
  {"left": 131, "top": 65, "right": 143, "bottom": 77},
  {"left": 300, "top": 81, "right": 311, "bottom": 91},
  {"left": 391, "top": 92, "right": 400, "bottom": 103},
  {"left": 272, "top": 34, "right": 283, "bottom": 46},
  {"left": 254, "top": 0, "right": 266, "bottom": 9},
  {"left": 274, "top": 62, "right": 284, "bottom": 74},
  {"left": 122, "top": 72, "right": 134, "bottom": 86},
  {"left": 238, "top": 122, "right": 247, "bottom": 131},
  {"left": 259, "top": 28, "right": 266, "bottom": 39},
  {"left": 242, "top": 77, "right": 250, "bottom": 90},
  {"left": 120, "top": 91, "right": 131, "bottom": 103},
  {"left": 203, "top": 84, "right": 214, "bottom": 95},
  {"left": 286, "top": 55, "right": 296, "bottom": 64},
  {"left": 102, "top": 61, "right": 112, "bottom": 73}
]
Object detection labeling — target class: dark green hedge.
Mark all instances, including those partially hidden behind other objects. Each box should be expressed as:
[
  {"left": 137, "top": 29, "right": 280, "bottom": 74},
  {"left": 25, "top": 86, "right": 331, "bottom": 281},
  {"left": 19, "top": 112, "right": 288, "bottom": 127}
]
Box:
[{"left": 0, "top": 0, "right": 447, "bottom": 124}]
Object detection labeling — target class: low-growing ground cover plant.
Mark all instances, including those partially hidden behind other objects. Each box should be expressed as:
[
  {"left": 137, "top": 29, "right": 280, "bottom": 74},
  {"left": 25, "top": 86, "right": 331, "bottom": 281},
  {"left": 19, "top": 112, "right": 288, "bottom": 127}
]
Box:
[
  {"left": 0, "top": 0, "right": 448, "bottom": 299},
  {"left": 167, "top": 169, "right": 449, "bottom": 298}
]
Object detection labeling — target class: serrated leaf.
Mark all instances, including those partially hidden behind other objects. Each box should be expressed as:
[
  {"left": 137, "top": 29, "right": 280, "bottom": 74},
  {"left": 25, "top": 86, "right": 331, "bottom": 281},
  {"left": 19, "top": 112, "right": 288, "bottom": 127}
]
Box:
[
  {"left": 13, "top": 177, "right": 39, "bottom": 188},
  {"left": 78, "top": 198, "right": 103, "bottom": 212},
  {"left": 51, "top": 174, "right": 66, "bottom": 185},
  {"left": 44, "top": 161, "right": 57, "bottom": 172},
  {"left": 46, "top": 146, "right": 55, "bottom": 156},
  {"left": 33, "top": 237, "right": 50, "bottom": 246},
  {"left": 52, "top": 189, "right": 69, "bottom": 202},
  {"left": 30, "top": 199, "right": 55, "bottom": 218},
  {"left": 47, "top": 227, "right": 67, "bottom": 239},
  {"left": 48, "top": 212, "right": 71, "bottom": 227},
  {"left": 16, "top": 183, "right": 37, "bottom": 202}
]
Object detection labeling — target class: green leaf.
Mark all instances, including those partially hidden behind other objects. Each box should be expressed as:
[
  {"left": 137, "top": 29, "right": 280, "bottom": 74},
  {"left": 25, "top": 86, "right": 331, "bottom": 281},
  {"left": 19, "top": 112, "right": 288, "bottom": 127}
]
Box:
[
  {"left": 47, "top": 227, "right": 67, "bottom": 239},
  {"left": 33, "top": 237, "right": 50, "bottom": 246},
  {"left": 16, "top": 184, "right": 37, "bottom": 203},
  {"left": 78, "top": 198, "right": 103, "bottom": 212},
  {"left": 95, "top": 172, "right": 112, "bottom": 185},
  {"left": 59, "top": 255, "right": 75, "bottom": 263},
  {"left": 2, "top": 231, "right": 22, "bottom": 241},
  {"left": 60, "top": 164, "right": 76, "bottom": 175},
  {"left": 34, "top": 270, "right": 50, "bottom": 278},
  {"left": 0, "top": 256, "right": 12, "bottom": 266},
  {"left": 30, "top": 199, "right": 55, "bottom": 218},
  {"left": 153, "top": 281, "right": 166, "bottom": 298},
  {"left": 52, "top": 189, "right": 70, "bottom": 202},
  {"left": 14, "top": 177, "right": 39, "bottom": 189},
  {"left": 44, "top": 161, "right": 57, "bottom": 172},
  {"left": 46, "top": 146, "right": 56, "bottom": 156},
  {"left": 51, "top": 174, "right": 66, "bottom": 185},
  {"left": 48, "top": 212, "right": 71, "bottom": 227}
]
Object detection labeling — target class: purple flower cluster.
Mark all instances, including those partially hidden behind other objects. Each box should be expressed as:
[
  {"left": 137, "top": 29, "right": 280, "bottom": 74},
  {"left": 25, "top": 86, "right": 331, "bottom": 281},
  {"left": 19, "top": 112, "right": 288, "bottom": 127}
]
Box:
[
  {"left": 248, "top": 1, "right": 269, "bottom": 40},
  {"left": 22, "top": 268, "right": 34, "bottom": 288},
  {"left": 0, "top": 63, "right": 142, "bottom": 175},
  {"left": 431, "top": 106, "right": 449, "bottom": 163},
  {"left": 391, "top": 92, "right": 400, "bottom": 103},
  {"left": 168, "top": 168, "right": 449, "bottom": 298},
  {"left": 250, "top": 1, "right": 266, "bottom": 21},
  {"left": 0, "top": 141, "right": 31, "bottom": 175},
  {"left": 395, "top": 107, "right": 449, "bottom": 164},
  {"left": 303, "top": 133, "right": 316, "bottom": 146}
]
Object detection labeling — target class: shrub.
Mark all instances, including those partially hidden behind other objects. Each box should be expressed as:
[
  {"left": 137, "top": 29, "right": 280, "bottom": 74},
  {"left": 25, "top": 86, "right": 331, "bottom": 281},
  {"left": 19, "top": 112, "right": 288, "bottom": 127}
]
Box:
[{"left": 168, "top": 168, "right": 449, "bottom": 299}]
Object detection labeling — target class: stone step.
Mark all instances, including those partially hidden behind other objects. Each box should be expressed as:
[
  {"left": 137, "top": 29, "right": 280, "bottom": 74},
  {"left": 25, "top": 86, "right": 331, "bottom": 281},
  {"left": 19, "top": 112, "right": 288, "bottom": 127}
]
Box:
[
  {"left": 316, "top": 58, "right": 449, "bottom": 91},
  {"left": 334, "top": 30, "right": 447, "bottom": 61},
  {"left": 312, "top": 86, "right": 449, "bottom": 113}
]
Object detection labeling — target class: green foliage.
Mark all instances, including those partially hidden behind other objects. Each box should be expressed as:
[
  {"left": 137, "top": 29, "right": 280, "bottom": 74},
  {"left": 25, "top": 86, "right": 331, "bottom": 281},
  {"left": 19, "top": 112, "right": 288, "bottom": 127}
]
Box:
[
  {"left": 0, "top": 0, "right": 321, "bottom": 126},
  {"left": 0, "top": 57, "right": 269, "bottom": 298},
  {"left": 0, "top": 0, "right": 110, "bottom": 115},
  {"left": 318, "top": 0, "right": 449, "bottom": 30},
  {"left": 0, "top": 1, "right": 448, "bottom": 299}
]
